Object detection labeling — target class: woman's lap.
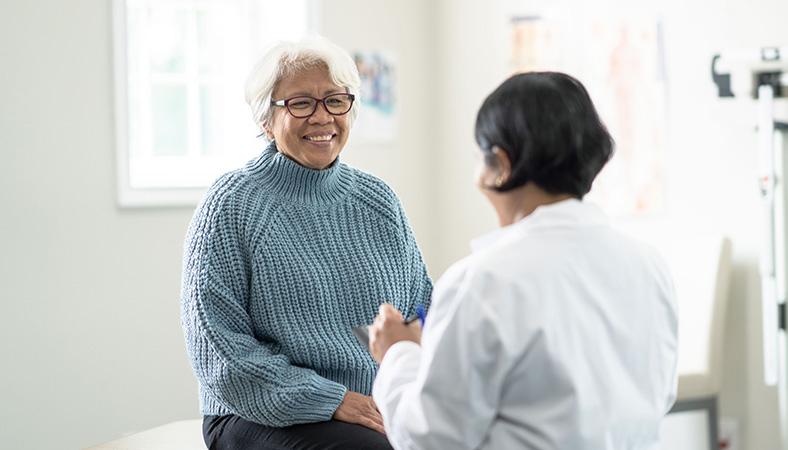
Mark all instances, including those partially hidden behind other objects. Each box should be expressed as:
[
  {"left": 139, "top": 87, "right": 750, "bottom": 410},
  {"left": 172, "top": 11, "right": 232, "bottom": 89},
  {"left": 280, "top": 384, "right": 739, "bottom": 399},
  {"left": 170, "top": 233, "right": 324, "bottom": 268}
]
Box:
[{"left": 203, "top": 415, "right": 393, "bottom": 450}]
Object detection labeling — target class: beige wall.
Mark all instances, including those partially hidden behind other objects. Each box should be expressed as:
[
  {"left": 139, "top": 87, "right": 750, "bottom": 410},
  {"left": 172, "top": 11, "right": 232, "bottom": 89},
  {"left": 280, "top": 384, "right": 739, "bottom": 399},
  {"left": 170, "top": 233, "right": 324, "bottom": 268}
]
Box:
[
  {"left": 0, "top": 1, "right": 198, "bottom": 448},
  {"left": 1, "top": 0, "right": 787, "bottom": 448}
]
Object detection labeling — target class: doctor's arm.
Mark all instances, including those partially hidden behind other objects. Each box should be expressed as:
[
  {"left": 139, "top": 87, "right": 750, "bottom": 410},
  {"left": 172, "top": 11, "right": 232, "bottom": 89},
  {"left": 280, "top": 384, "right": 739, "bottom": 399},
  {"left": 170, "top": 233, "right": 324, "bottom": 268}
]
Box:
[{"left": 371, "top": 269, "right": 514, "bottom": 449}]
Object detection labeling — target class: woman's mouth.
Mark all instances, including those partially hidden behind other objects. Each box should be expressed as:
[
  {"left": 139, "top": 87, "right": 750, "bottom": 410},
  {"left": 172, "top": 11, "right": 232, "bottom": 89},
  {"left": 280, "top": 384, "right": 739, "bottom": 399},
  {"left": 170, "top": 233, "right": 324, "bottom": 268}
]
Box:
[{"left": 303, "top": 133, "right": 336, "bottom": 142}]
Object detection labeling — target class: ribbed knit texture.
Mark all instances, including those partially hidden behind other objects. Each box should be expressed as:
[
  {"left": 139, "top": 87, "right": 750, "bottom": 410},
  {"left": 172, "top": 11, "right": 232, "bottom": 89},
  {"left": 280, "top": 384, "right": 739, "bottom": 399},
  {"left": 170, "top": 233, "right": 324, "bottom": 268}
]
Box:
[{"left": 181, "top": 142, "right": 433, "bottom": 427}]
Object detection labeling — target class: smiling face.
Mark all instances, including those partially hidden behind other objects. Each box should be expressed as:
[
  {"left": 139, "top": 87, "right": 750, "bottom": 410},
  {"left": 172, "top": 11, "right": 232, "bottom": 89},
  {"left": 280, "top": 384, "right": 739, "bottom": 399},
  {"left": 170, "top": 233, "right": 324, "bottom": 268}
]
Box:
[{"left": 264, "top": 65, "right": 351, "bottom": 170}]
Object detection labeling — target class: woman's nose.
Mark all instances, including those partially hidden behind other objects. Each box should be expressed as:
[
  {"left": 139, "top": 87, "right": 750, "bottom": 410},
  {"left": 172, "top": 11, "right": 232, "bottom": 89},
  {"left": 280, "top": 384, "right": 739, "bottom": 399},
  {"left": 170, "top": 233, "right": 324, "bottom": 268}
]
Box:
[{"left": 308, "top": 102, "right": 334, "bottom": 124}]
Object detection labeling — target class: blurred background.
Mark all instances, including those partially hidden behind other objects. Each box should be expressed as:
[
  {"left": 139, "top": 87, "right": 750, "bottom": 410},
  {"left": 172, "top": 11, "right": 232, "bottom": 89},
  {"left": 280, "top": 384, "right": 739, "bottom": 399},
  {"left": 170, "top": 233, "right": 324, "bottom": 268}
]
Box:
[{"left": 2, "top": 0, "right": 787, "bottom": 448}]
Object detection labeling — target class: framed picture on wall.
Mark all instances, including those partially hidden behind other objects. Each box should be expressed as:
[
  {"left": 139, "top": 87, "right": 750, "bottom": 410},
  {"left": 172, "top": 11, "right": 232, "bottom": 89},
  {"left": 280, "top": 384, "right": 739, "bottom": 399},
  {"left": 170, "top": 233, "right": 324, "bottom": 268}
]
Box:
[
  {"left": 509, "top": 9, "right": 669, "bottom": 217},
  {"left": 351, "top": 50, "right": 397, "bottom": 143}
]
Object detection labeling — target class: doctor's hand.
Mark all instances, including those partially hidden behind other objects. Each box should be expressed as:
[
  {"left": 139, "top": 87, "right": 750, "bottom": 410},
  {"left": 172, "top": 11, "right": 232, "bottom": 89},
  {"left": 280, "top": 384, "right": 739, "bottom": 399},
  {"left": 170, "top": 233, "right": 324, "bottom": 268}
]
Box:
[
  {"left": 369, "top": 303, "right": 422, "bottom": 364},
  {"left": 333, "top": 391, "right": 385, "bottom": 434}
]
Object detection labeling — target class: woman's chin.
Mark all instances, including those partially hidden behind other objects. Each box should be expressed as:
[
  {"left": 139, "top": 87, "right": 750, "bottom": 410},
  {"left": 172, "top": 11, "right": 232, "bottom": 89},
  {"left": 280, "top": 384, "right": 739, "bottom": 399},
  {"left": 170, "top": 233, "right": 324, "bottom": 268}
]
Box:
[{"left": 302, "top": 152, "right": 338, "bottom": 170}]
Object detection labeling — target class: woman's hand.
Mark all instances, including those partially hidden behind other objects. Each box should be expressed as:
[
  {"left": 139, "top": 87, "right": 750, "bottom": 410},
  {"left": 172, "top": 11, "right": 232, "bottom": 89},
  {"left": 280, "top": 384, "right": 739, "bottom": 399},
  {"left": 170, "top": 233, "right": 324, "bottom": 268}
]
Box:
[
  {"left": 369, "top": 304, "right": 422, "bottom": 364},
  {"left": 333, "top": 391, "right": 385, "bottom": 433}
]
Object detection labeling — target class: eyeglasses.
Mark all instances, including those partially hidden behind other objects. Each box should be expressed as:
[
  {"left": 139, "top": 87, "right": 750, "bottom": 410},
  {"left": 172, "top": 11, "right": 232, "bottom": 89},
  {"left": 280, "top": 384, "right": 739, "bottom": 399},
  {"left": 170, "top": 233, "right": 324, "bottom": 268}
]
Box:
[{"left": 270, "top": 93, "right": 355, "bottom": 118}]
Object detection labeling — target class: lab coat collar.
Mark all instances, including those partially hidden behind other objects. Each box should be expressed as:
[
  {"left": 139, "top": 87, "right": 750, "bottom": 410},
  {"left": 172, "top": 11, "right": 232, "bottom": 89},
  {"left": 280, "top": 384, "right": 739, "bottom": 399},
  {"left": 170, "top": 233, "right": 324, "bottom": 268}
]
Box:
[{"left": 470, "top": 199, "right": 608, "bottom": 253}]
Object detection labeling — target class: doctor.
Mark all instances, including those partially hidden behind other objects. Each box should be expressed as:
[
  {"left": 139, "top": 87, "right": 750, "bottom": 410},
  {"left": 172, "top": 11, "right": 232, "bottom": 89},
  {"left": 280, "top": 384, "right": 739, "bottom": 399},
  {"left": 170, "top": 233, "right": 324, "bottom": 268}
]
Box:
[{"left": 368, "top": 71, "right": 678, "bottom": 450}]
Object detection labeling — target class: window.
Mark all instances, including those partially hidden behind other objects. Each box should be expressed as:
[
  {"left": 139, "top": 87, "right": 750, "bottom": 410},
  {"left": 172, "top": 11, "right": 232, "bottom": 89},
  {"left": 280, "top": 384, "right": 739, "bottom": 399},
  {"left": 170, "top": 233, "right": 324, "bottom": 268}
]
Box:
[{"left": 113, "top": 0, "right": 316, "bottom": 206}]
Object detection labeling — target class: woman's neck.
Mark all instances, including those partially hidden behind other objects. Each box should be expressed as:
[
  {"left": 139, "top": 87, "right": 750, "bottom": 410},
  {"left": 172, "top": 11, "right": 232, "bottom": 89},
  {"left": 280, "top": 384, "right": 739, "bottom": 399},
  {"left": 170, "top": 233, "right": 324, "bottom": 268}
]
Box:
[
  {"left": 249, "top": 142, "right": 352, "bottom": 205},
  {"left": 495, "top": 183, "right": 575, "bottom": 227}
]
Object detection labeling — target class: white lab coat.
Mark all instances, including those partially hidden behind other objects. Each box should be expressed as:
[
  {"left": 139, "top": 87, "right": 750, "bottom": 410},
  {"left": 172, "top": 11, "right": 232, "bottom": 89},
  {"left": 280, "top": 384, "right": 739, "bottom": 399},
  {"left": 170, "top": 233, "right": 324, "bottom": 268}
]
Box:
[{"left": 373, "top": 199, "right": 678, "bottom": 450}]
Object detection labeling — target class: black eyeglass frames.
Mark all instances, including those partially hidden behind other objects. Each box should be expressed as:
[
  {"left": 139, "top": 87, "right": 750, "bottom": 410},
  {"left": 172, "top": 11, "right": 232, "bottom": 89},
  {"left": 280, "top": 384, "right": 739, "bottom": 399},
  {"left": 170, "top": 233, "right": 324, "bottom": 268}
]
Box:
[{"left": 270, "top": 93, "right": 355, "bottom": 118}]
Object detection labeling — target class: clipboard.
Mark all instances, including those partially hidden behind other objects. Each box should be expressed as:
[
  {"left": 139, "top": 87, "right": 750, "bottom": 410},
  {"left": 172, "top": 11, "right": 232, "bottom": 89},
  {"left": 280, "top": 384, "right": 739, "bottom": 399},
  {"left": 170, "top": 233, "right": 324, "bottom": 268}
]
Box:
[
  {"left": 352, "top": 325, "right": 371, "bottom": 347},
  {"left": 351, "top": 311, "right": 422, "bottom": 349}
]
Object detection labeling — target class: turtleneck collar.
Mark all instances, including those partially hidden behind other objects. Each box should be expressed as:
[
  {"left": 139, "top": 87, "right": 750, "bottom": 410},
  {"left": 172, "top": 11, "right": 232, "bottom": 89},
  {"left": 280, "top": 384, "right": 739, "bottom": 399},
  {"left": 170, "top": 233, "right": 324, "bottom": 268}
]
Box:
[{"left": 247, "top": 142, "right": 354, "bottom": 205}]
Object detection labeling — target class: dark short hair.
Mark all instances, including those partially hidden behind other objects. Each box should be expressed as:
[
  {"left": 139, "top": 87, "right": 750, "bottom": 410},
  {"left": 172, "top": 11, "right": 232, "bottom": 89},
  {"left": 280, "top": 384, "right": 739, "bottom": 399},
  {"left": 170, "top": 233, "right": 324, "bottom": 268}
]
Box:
[{"left": 474, "top": 72, "right": 614, "bottom": 198}]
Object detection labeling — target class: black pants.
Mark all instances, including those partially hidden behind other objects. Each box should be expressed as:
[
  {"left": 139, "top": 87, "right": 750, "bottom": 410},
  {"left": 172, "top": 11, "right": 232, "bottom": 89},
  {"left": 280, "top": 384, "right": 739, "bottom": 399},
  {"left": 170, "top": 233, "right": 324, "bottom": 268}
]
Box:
[{"left": 203, "top": 415, "right": 394, "bottom": 450}]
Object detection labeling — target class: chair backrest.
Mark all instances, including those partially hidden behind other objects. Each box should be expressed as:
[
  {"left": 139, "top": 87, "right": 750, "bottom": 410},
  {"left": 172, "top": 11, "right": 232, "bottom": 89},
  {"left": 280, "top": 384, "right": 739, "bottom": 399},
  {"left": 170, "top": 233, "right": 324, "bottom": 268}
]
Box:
[{"left": 658, "top": 234, "right": 733, "bottom": 398}]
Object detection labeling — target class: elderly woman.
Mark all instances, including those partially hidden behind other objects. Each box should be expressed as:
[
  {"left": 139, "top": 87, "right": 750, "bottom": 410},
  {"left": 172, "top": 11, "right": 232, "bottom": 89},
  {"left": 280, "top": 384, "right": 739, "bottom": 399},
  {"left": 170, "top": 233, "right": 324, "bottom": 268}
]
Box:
[
  {"left": 369, "top": 72, "right": 678, "bottom": 449},
  {"left": 181, "top": 37, "right": 432, "bottom": 450}
]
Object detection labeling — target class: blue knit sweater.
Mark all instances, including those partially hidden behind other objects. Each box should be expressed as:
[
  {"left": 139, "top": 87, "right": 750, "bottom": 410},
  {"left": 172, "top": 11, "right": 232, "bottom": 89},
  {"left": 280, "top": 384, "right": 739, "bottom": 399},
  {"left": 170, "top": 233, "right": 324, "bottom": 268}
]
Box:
[{"left": 181, "top": 143, "right": 432, "bottom": 426}]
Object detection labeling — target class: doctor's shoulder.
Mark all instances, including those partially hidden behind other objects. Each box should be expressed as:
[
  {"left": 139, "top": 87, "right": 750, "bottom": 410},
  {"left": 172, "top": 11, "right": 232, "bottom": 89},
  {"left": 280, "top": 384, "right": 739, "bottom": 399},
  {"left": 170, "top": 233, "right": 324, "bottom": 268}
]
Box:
[
  {"left": 615, "top": 232, "right": 676, "bottom": 295},
  {"left": 435, "top": 246, "right": 540, "bottom": 304}
]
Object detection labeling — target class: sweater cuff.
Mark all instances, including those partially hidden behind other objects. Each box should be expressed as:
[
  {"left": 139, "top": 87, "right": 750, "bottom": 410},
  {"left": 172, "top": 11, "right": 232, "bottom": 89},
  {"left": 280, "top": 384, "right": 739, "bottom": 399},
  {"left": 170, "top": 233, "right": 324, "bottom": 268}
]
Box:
[{"left": 295, "top": 375, "right": 348, "bottom": 421}]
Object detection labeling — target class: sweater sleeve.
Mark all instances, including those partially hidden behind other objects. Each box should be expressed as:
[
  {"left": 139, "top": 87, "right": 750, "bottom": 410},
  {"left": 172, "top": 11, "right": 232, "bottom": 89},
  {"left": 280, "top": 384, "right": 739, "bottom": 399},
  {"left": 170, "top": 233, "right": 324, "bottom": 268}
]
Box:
[
  {"left": 181, "top": 178, "right": 347, "bottom": 426},
  {"left": 395, "top": 198, "right": 433, "bottom": 315}
]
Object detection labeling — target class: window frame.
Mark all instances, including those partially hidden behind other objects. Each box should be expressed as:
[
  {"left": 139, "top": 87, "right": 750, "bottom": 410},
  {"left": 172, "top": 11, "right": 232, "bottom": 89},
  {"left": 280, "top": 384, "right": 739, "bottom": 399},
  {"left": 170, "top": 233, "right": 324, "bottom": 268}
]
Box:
[{"left": 112, "top": 0, "right": 321, "bottom": 207}]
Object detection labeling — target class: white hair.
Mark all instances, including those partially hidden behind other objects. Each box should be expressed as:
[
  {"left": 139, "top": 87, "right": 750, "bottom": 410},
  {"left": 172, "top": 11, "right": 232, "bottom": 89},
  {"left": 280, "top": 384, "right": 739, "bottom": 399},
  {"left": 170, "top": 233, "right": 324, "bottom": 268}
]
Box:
[{"left": 245, "top": 36, "right": 361, "bottom": 132}]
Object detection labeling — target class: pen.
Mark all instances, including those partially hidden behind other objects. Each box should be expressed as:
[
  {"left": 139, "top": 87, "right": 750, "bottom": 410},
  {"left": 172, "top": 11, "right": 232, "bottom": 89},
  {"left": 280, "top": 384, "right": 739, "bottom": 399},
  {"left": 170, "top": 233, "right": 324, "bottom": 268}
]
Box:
[{"left": 403, "top": 305, "right": 426, "bottom": 327}]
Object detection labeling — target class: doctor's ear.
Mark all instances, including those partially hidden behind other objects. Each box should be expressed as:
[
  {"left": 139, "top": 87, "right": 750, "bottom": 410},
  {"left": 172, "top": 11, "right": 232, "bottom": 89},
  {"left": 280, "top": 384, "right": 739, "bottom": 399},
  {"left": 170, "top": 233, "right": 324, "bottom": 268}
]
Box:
[{"left": 490, "top": 146, "right": 512, "bottom": 188}]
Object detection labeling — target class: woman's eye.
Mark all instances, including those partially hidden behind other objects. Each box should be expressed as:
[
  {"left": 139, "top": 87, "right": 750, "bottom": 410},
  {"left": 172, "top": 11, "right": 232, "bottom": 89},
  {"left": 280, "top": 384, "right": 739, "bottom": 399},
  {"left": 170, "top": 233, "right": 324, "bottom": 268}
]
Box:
[{"left": 289, "top": 100, "right": 313, "bottom": 109}]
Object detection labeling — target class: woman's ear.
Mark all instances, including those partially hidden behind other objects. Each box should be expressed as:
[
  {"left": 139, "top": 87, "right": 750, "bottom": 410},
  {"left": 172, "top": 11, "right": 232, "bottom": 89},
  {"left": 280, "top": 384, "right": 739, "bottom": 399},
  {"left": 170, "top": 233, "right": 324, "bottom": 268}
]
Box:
[
  {"left": 491, "top": 146, "right": 512, "bottom": 186},
  {"left": 261, "top": 121, "right": 274, "bottom": 140}
]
